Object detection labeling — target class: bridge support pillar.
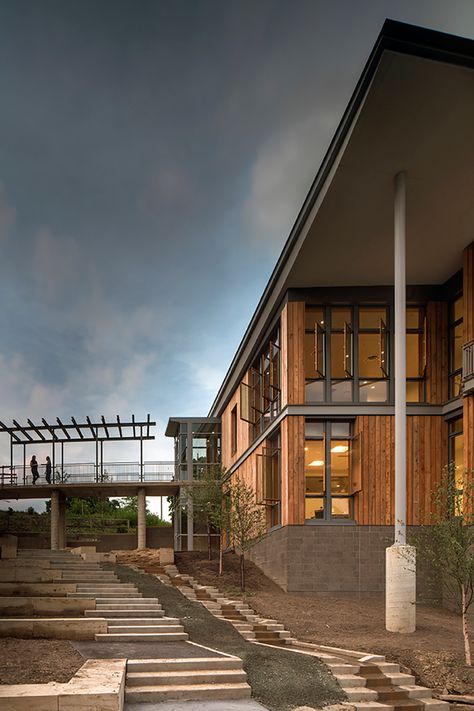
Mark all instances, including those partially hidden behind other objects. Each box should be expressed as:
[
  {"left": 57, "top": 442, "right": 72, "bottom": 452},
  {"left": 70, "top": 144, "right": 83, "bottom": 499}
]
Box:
[
  {"left": 137, "top": 487, "right": 146, "bottom": 550},
  {"left": 58, "top": 494, "right": 66, "bottom": 549},
  {"left": 50, "top": 491, "right": 60, "bottom": 550},
  {"left": 51, "top": 491, "right": 67, "bottom": 550}
]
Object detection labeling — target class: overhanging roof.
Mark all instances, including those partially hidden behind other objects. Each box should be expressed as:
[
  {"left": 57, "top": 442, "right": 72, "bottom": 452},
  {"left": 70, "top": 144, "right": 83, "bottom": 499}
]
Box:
[
  {"left": 210, "top": 19, "right": 474, "bottom": 416},
  {"left": 0, "top": 415, "right": 155, "bottom": 445}
]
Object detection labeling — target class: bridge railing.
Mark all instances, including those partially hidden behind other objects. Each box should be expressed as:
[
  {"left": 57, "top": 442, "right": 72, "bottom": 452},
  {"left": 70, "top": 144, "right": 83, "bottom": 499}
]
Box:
[{"left": 0, "top": 461, "right": 175, "bottom": 487}]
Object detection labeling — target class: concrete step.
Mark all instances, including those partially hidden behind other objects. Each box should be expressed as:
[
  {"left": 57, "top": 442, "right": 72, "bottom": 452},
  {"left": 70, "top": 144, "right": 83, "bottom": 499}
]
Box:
[
  {"left": 346, "top": 688, "right": 379, "bottom": 702},
  {"left": 68, "top": 592, "right": 143, "bottom": 599},
  {"left": 126, "top": 669, "right": 247, "bottom": 686},
  {"left": 352, "top": 703, "right": 393, "bottom": 711},
  {"left": 125, "top": 682, "right": 251, "bottom": 703},
  {"left": 127, "top": 658, "right": 243, "bottom": 673},
  {"left": 106, "top": 618, "right": 180, "bottom": 626},
  {"left": 108, "top": 625, "right": 185, "bottom": 634},
  {"left": 96, "top": 598, "right": 159, "bottom": 605},
  {"left": 86, "top": 609, "right": 165, "bottom": 618},
  {"left": 96, "top": 632, "right": 189, "bottom": 642}
]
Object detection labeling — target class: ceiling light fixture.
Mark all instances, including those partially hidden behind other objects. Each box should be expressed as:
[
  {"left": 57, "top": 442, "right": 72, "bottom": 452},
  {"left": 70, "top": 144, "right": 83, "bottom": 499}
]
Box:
[{"left": 331, "top": 445, "right": 348, "bottom": 453}]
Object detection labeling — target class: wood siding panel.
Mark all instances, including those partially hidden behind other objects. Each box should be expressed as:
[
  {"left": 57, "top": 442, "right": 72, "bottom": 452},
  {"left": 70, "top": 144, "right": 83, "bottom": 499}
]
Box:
[
  {"left": 281, "top": 416, "right": 305, "bottom": 526},
  {"left": 281, "top": 302, "right": 305, "bottom": 407},
  {"left": 354, "top": 415, "right": 447, "bottom": 525},
  {"left": 426, "top": 301, "right": 448, "bottom": 404}
]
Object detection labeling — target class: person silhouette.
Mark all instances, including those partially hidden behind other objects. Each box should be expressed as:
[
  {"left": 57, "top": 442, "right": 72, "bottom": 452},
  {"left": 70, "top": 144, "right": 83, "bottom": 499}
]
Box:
[
  {"left": 30, "top": 455, "right": 39, "bottom": 484},
  {"left": 45, "top": 456, "right": 52, "bottom": 484}
]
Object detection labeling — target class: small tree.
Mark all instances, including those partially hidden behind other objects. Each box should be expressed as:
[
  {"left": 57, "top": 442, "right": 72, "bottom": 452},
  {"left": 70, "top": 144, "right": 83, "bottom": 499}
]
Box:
[
  {"left": 415, "top": 465, "right": 474, "bottom": 665},
  {"left": 227, "top": 476, "right": 266, "bottom": 591}
]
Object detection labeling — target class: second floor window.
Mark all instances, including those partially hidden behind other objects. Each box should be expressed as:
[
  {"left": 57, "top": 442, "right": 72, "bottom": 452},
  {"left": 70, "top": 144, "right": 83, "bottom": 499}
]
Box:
[
  {"left": 449, "top": 294, "right": 463, "bottom": 399},
  {"left": 305, "top": 304, "right": 426, "bottom": 404}
]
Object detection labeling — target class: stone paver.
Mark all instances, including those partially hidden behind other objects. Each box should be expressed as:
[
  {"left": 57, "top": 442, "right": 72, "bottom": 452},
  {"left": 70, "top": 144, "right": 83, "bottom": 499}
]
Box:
[
  {"left": 73, "top": 640, "right": 223, "bottom": 659},
  {"left": 125, "top": 700, "right": 269, "bottom": 711}
]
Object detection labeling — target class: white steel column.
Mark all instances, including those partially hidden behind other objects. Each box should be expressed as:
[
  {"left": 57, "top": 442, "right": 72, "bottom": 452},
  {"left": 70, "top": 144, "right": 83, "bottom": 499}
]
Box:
[
  {"left": 50, "top": 490, "right": 60, "bottom": 550},
  {"left": 137, "top": 487, "right": 147, "bottom": 550},
  {"left": 386, "top": 171, "right": 416, "bottom": 633},
  {"left": 394, "top": 171, "right": 407, "bottom": 546}
]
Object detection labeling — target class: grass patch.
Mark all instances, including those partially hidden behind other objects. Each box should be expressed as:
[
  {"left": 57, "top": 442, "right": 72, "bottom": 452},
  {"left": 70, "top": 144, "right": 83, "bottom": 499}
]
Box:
[{"left": 106, "top": 562, "right": 345, "bottom": 711}]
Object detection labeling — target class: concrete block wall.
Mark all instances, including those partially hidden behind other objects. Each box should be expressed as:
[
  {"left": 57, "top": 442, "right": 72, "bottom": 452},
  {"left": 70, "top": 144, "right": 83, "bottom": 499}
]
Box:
[{"left": 247, "top": 524, "right": 440, "bottom": 600}]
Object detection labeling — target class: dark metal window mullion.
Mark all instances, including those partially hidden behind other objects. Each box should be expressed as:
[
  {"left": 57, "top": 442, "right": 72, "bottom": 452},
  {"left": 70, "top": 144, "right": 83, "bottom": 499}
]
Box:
[
  {"left": 324, "top": 422, "right": 331, "bottom": 520},
  {"left": 325, "top": 305, "right": 332, "bottom": 402},
  {"left": 353, "top": 306, "right": 360, "bottom": 404}
]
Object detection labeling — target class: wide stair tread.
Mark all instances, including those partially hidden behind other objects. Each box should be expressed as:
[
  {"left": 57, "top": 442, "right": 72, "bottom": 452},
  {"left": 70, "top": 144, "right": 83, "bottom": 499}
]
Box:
[
  {"left": 126, "top": 669, "right": 246, "bottom": 686},
  {"left": 95, "top": 632, "right": 188, "bottom": 642},
  {"left": 127, "top": 658, "right": 242, "bottom": 672},
  {"left": 125, "top": 682, "right": 251, "bottom": 702}
]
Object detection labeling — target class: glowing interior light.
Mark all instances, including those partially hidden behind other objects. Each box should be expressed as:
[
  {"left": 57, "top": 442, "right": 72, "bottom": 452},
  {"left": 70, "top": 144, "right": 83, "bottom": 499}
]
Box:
[
  {"left": 309, "top": 460, "right": 324, "bottom": 467},
  {"left": 331, "top": 445, "right": 349, "bottom": 453}
]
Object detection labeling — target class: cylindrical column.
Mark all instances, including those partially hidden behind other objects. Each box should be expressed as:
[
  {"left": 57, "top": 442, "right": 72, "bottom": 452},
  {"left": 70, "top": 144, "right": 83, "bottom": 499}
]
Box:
[
  {"left": 137, "top": 487, "right": 146, "bottom": 550},
  {"left": 394, "top": 170, "right": 407, "bottom": 546},
  {"left": 58, "top": 494, "right": 66, "bottom": 549},
  {"left": 386, "top": 171, "right": 416, "bottom": 634},
  {"left": 187, "top": 495, "right": 194, "bottom": 552},
  {"left": 50, "top": 490, "right": 60, "bottom": 550}
]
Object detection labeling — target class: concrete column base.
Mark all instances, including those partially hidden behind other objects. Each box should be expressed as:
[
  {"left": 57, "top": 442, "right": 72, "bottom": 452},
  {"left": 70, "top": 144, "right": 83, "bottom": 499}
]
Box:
[
  {"left": 385, "top": 544, "right": 416, "bottom": 633},
  {"left": 137, "top": 488, "right": 146, "bottom": 550},
  {"left": 58, "top": 494, "right": 67, "bottom": 549}
]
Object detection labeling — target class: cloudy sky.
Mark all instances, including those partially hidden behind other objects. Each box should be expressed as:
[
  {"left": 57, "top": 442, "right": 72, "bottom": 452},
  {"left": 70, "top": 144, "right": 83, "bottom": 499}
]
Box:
[{"left": 0, "top": 0, "right": 473, "bottom": 511}]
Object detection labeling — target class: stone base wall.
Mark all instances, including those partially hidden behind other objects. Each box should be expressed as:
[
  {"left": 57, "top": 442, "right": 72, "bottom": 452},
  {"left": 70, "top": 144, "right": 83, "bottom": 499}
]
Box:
[
  {"left": 247, "top": 525, "right": 440, "bottom": 601},
  {"left": 15, "top": 525, "right": 173, "bottom": 551}
]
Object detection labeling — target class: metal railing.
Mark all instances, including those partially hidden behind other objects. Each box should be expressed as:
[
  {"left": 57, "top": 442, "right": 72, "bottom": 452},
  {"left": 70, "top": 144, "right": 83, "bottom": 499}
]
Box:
[
  {"left": 463, "top": 340, "right": 474, "bottom": 382},
  {"left": 0, "top": 460, "right": 174, "bottom": 487}
]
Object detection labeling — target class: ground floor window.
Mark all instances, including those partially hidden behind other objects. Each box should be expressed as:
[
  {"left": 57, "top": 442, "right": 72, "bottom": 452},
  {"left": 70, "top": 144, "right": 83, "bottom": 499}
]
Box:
[
  {"left": 304, "top": 420, "right": 360, "bottom": 522},
  {"left": 448, "top": 415, "right": 464, "bottom": 491}
]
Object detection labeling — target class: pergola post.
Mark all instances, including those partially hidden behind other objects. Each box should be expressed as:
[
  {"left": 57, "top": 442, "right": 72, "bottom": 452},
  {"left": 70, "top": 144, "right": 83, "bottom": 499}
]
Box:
[
  {"left": 386, "top": 171, "right": 416, "bottom": 633},
  {"left": 137, "top": 487, "right": 147, "bottom": 550},
  {"left": 58, "top": 493, "right": 66, "bottom": 549}
]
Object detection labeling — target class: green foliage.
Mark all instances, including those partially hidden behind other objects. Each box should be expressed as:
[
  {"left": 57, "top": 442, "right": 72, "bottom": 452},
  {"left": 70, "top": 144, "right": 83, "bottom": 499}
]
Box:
[
  {"left": 186, "top": 465, "right": 229, "bottom": 561},
  {"left": 227, "top": 476, "right": 266, "bottom": 591},
  {"left": 414, "top": 464, "right": 474, "bottom": 665}
]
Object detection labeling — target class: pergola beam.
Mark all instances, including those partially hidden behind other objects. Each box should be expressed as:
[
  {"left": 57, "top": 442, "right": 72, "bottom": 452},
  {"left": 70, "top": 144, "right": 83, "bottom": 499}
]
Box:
[{"left": 56, "top": 417, "right": 71, "bottom": 440}]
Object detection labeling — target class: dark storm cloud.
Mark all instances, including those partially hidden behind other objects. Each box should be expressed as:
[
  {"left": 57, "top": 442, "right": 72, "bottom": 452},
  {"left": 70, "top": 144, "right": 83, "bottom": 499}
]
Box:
[{"left": 0, "top": 0, "right": 473, "bottom": 474}]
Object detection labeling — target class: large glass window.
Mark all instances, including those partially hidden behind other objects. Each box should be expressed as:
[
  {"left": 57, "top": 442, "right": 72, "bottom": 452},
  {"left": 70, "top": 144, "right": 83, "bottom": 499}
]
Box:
[
  {"left": 240, "top": 327, "right": 281, "bottom": 443},
  {"left": 330, "top": 308, "right": 353, "bottom": 402},
  {"left": 448, "top": 416, "right": 464, "bottom": 493},
  {"left": 256, "top": 429, "right": 281, "bottom": 528},
  {"left": 406, "top": 307, "right": 426, "bottom": 403},
  {"left": 449, "top": 295, "right": 463, "bottom": 399},
  {"left": 304, "top": 420, "right": 359, "bottom": 521},
  {"left": 358, "top": 306, "right": 389, "bottom": 402}
]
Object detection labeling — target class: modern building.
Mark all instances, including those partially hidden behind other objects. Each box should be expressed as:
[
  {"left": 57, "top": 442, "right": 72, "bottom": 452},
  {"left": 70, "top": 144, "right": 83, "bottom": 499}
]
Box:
[{"left": 167, "top": 19, "right": 474, "bottom": 595}]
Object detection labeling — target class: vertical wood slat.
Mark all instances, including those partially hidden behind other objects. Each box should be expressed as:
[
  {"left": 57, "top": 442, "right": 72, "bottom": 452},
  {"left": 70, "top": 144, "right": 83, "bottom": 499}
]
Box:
[
  {"left": 281, "top": 302, "right": 305, "bottom": 407},
  {"left": 356, "top": 415, "right": 447, "bottom": 526},
  {"left": 281, "top": 415, "right": 305, "bottom": 525}
]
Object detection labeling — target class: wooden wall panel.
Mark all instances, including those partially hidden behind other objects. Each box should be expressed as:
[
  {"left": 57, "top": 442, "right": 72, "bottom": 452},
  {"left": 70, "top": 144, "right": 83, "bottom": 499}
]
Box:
[
  {"left": 354, "top": 415, "right": 447, "bottom": 525},
  {"left": 281, "top": 415, "right": 305, "bottom": 526},
  {"left": 426, "top": 301, "right": 448, "bottom": 404},
  {"left": 464, "top": 242, "right": 474, "bottom": 474},
  {"left": 281, "top": 302, "right": 305, "bottom": 407}
]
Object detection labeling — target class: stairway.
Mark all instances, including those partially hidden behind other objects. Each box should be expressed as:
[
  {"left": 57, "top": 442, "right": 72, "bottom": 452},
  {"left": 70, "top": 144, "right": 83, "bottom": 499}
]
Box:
[{"left": 125, "top": 657, "right": 251, "bottom": 703}]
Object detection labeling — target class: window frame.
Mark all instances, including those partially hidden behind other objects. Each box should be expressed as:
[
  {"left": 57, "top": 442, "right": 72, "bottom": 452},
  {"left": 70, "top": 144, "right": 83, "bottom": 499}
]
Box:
[{"left": 449, "top": 293, "right": 463, "bottom": 400}]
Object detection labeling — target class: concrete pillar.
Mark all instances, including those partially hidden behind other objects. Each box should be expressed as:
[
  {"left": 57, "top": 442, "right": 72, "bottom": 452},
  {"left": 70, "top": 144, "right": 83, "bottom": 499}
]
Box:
[
  {"left": 386, "top": 171, "right": 416, "bottom": 633},
  {"left": 386, "top": 545, "right": 416, "bottom": 632},
  {"left": 50, "top": 490, "right": 60, "bottom": 550},
  {"left": 58, "top": 494, "right": 67, "bottom": 549},
  {"left": 137, "top": 487, "right": 146, "bottom": 550},
  {"left": 187, "top": 495, "right": 194, "bottom": 552}
]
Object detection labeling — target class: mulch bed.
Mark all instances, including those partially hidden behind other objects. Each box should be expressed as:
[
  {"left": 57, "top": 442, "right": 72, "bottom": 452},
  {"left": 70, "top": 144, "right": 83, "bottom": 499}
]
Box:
[
  {"left": 106, "top": 561, "right": 345, "bottom": 711},
  {"left": 0, "top": 638, "right": 84, "bottom": 685}
]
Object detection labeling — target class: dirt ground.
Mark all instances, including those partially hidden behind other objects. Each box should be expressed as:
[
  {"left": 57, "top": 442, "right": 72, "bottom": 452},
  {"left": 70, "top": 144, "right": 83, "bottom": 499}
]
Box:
[
  {"left": 173, "top": 551, "right": 474, "bottom": 696},
  {"left": 0, "top": 639, "right": 84, "bottom": 685}
]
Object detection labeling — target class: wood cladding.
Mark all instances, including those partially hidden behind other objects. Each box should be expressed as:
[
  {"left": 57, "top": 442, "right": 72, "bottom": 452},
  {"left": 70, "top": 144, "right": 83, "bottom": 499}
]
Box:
[
  {"left": 281, "top": 416, "right": 305, "bottom": 526},
  {"left": 354, "top": 415, "right": 447, "bottom": 525},
  {"left": 463, "top": 242, "right": 474, "bottom": 474},
  {"left": 425, "top": 302, "right": 448, "bottom": 404},
  {"left": 281, "top": 302, "right": 305, "bottom": 407},
  {"left": 221, "top": 373, "right": 250, "bottom": 471}
]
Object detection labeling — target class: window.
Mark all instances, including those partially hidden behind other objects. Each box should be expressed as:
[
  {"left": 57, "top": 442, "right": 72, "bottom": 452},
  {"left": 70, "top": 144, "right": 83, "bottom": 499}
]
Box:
[
  {"left": 449, "top": 295, "right": 463, "bottom": 399},
  {"left": 240, "top": 328, "right": 281, "bottom": 443},
  {"left": 231, "top": 405, "right": 237, "bottom": 456},
  {"left": 256, "top": 429, "right": 281, "bottom": 528},
  {"left": 304, "top": 307, "right": 325, "bottom": 402},
  {"left": 448, "top": 416, "right": 464, "bottom": 493},
  {"left": 358, "top": 307, "right": 389, "bottom": 402},
  {"left": 304, "top": 420, "right": 360, "bottom": 521},
  {"left": 406, "top": 306, "right": 426, "bottom": 403},
  {"left": 330, "top": 307, "right": 353, "bottom": 402}
]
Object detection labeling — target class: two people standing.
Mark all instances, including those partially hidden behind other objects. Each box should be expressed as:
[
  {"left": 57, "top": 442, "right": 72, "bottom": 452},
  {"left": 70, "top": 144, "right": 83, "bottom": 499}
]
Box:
[{"left": 30, "top": 455, "right": 52, "bottom": 484}]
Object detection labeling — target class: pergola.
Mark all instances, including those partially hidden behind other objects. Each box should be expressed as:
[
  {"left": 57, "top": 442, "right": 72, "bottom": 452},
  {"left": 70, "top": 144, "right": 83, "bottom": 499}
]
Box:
[{"left": 0, "top": 415, "right": 155, "bottom": 484}]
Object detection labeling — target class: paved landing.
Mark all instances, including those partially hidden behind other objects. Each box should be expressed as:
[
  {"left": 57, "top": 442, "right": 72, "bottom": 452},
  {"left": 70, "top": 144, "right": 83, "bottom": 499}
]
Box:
[
  {"left": 73, "top": 640, "right": 222, "bottom": 659},
  {"left": 125, "top": 701, "right": 268, "bottom": 711}
]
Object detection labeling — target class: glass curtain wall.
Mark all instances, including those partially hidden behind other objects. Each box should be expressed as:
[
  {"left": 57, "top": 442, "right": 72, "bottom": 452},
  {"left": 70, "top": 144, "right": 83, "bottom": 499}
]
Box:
[{"left": 449, "top": 295, "right": 464, "bottom": 399}]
